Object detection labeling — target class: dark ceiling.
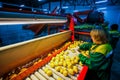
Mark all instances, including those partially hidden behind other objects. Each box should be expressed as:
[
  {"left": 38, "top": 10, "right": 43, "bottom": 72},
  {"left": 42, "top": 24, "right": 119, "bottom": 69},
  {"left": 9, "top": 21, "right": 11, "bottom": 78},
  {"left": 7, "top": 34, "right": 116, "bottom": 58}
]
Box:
[
  {"left": 0, "top": 0, "right": 118, "bottom": 11},
  {"left": 0, "top": 0, "right": 60, "bottom": 8}
]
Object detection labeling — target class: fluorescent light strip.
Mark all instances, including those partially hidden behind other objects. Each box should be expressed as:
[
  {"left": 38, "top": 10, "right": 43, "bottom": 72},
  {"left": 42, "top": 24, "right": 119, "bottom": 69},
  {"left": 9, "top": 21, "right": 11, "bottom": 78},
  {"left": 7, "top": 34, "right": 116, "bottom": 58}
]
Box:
[
  {"left": 95, "top": 0, "right": 108, "bottom": 4},
  {"left": 0, "top": 18, "right": 67, "bottom": 25},
  {"left": 97, "top": 7, "right": 107, "bottom": 10},
  {"left": 62, "top": 6, "right": 69, "bottom": 9}
]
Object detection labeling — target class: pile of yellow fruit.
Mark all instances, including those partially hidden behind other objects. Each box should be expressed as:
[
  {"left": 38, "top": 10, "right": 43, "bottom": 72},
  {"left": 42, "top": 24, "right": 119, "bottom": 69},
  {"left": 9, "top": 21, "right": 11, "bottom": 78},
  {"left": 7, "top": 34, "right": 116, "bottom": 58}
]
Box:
[
  {"left": 49, "top": 50, "right": 80, "bottom": 77},
  {"left": 43, "top": 67, "right": 53, "bottom": 76}
]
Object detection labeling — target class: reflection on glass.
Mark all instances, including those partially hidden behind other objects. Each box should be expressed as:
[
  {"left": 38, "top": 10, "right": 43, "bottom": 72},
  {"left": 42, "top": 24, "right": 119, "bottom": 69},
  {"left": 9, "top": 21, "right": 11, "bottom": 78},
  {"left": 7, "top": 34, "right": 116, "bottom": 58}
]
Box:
[{"left": 0, "top": 24, "right": 66, "bottom": 47}]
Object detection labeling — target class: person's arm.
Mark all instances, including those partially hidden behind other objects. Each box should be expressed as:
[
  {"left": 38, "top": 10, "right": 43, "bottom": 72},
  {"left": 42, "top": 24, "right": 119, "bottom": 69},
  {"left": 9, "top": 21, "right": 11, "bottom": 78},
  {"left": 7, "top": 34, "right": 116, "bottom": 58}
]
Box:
[
  {"left": 79, "top": 42, "right": 92, "bottom": 51},
  {"left": 79, "top": 52, "right": 106, "bottom": 70}
]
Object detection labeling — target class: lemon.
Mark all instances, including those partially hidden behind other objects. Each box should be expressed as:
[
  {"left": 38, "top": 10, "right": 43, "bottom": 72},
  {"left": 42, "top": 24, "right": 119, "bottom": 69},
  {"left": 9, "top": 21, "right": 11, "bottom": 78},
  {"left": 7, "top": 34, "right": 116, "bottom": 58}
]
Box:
[
  {"left": 63, "top": 70, "right": 68, "bottom": 77},
  {"left": 46, "top": 70, "right": 52, "bottom": 76}
]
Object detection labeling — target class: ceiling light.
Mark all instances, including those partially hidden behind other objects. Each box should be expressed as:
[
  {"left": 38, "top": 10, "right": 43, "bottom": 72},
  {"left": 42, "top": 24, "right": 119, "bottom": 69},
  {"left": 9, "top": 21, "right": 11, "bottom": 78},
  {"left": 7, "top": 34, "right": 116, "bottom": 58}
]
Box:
[
  {"left": 97, "top": 7, "right": 107, "bottom": 10},
  {"left": 43, "top": 9, "right": 47, "bottom": 11},
  {"left": 95, "top": 0, "right": 108, "bottom": 4},
  {"left": 0, "top": 18, "right": 67, "bottom": 25},
  {"left": 73, "top": 10, "right": 79, "bottom": 12},
  {"left": 19, "top": 8, "right": 22, "bottom": 11},
  {"left": 20, "top": 4, "right": 25, "bottom": 7},
  {"left": 38, "top": 0, "right": 43, "bottom": 1},
  {"left": 62, "top": 6, "right": 68, "bottom": 9}
]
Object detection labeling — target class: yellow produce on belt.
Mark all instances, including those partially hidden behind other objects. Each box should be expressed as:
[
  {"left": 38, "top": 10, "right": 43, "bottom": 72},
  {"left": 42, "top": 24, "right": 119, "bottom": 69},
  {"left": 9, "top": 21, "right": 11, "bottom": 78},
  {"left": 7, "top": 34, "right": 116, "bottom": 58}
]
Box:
[
  {"left": 73, "top": 66, "right": 78, "bottom": 73},
  {"left": 63, "top": 62, "right": 67, "bottom": 67},
  {"left": 38, "top": 59, "right": 42, "bottom": 62},
  {"left": 10, "top": 74, "right": 17, "bottom": 79},
  {"left": 79, "top": 61, "right": 83, "bottom": 66},
  {"left": 68, "top": 69, "right": 74, "bottom": 75},
  {"left": 48, "top": 53, "right": 52, "bottom": 56},
  {"left": 67, "top": 64, "right": 73, "bottom": 69},
  {"left": 43, "top": 67, "right": 49, "bottom": 73},
  {"left": 19, "top": 68, "right": 27, "bottom": 74},
  {"left": 57, "top": 77, "right": 62, "bottom": 80},
  {"left": 58, "top": 61, "right": 63, "bottom": 66},
  {"left": 49, "top": 62, "right": 55, "bottom": 68},
  {"left": 63, "top": 70, "right": 68, "bottom": 77},
  {"left": 60, "top": 69, "right": 63, "bottom": 74},
  {"left": 46, "top": 70, "right": 52, "bottom": 76},
  {"left": 55, "top": 66, "right": 61, "bottom": 72}
]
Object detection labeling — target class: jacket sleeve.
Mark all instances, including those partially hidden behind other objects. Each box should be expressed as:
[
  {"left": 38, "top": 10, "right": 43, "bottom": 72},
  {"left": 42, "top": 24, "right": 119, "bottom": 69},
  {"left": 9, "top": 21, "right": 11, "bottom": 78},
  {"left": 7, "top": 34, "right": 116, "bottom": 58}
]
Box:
[
  {"left": 79, "top": 42, "right": 92, "bottom": 50},
  {"left": 79, "top": 52, "right": 108, "bottom": 70}
]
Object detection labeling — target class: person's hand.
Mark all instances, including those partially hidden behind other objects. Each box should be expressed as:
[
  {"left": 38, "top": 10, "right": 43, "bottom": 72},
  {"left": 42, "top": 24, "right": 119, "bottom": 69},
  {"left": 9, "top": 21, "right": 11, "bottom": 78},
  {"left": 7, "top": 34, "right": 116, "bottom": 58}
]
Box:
[
  {"left": 78, "top": 54, "right": 87, "bottom": 64},
  {"left": 79, "top": 43, "right": 92, "bottom": 50}
]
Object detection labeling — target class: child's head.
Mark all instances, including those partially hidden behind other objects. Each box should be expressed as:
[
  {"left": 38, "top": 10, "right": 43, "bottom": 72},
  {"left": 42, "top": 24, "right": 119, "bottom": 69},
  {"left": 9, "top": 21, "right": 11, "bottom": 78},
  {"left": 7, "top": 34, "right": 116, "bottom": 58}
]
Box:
[{"left": 90, "top": 29, "right": 108, "bottom": 44}]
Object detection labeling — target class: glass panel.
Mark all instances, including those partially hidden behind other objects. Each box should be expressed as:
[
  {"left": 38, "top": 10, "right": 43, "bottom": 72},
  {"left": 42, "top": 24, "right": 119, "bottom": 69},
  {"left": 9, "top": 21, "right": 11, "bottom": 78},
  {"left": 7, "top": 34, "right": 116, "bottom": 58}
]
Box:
[{"left": 0, "top": 24, "right": 66, "bottom": 47}]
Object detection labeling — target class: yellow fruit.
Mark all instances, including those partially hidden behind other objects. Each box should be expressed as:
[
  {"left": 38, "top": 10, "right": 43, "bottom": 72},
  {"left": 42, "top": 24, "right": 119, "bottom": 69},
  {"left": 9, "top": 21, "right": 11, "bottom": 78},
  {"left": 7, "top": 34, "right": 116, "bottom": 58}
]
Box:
[
  {"left": 63, "top": 70, "right": 68, "bottom": 77},
  {"left": 38, "top": 59, "right": 42, "bottom": 62},
  {"left": 55, "top": 66, "right": 61, "bottom": 72},
  {"left": 68, "top": 69, "right": 74, "bottom": 75},
  {"left": 67, "top": 64, "right": 72, "bottom": 69},
  {"left": 58, "top": 61, "right": 63, "bottom": 66},
  {"left": 57, "top": 77, "right": 62, "bottom": 80},
  {"left": 56, "top": 54, "right": 60, "bottom": 57},
  {"left": 75, "top": 56, "right": 79, "bottom": 61},
  {"left": 19, "top": 68, "right": 27, "bottom": 74},
  {"left": 43, "top": 67, "right": 49, "bottom": 73},
  {"left": 50, "top": 60, "right": 54, "bottom": 63},
  {"left": 52, "top": 57, "right": 55, "bottom": 61},
  {"left": 71, "top": 61, "right": 74, "bottom": 65},
  {"left": 71, "top": 57, "right": 75, "bottom": 61},
  {"left": 71, "top": 49, "right": 75, "bottom": 53},
  {"left": 50, "top": 63, "right": 55, "bottom": 68},
  {"left": 60, "top": 56, "right": 64, "bottom": 59},
  {"left": 73, "top": 66, "right": 78, "bottom": 73},
  {"left": 33, "top": 62, "right": 38, "bottom": 65},
  {"left": 60, "top": 69, "right": 63, "bottom": 74},
  {"left": 48, "top": 53, "right": 52, "bottom": 56},
  {"left": 79, "top": 61, "right": 83, "bottom": 66},
  {"left": 60, "top": 59, "right": 64, "bottom": 62},
  {"left": 67, "top": 47, "right": 70, "bottom": 50},
  {"left": 55, "top": 49, "right": 58, "bottom": 52},
  {"left": 64, "top": 51, "right": 68, "bottom": 55},
  {"left": 55, "top": 56, "right": 60, "bottom": 61},
  {"left": 46, "top": 70, "right": 52, "bottom": 76},
  {"left": 10, "top": 74, "right": 17, "bottom": 79},
  {"left": 55, "top": 59, "right": 59, "bottom": 62},
  {"left": 66, "top": 56, "right": 70, "bottom": 59},
  {"left": 66, "top": 61, "right": 71, "bottom": 65},
  {"left": 54, "top": 61, "right": 59, "bottom": 66},
  {"left": 74, "top": 59, "right": 78, "bottom": 64},
  {"left": 63, "top": 62, "right": 67, "bottom": 67},
  {"left": 86, "top": 51, "right": 89, "bottom": 54}
]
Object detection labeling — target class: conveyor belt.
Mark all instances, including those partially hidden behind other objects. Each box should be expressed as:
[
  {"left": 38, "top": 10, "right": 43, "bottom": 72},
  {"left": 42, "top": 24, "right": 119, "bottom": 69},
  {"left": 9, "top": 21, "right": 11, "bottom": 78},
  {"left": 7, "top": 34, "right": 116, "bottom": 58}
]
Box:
[
  {"left": 0, "top": 31, "right": 71, "bottom": 77},
  {"left": 10, "top": 41, "right": 88, "bottom": 80}
]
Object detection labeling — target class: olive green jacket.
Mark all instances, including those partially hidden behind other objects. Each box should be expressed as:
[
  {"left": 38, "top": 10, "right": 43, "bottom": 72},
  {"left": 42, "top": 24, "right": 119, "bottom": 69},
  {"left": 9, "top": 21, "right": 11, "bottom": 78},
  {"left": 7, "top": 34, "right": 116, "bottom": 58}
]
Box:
[{"left": 79, "top": 43, "right": 112, "bottom": 80}]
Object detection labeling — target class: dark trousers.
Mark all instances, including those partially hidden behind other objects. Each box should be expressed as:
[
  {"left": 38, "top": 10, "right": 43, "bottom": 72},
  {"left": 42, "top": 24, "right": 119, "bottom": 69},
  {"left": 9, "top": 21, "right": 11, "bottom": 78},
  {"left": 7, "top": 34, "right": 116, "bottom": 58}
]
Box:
[{"left": 85, "top": 70, "right": 100, "bottom": 80}]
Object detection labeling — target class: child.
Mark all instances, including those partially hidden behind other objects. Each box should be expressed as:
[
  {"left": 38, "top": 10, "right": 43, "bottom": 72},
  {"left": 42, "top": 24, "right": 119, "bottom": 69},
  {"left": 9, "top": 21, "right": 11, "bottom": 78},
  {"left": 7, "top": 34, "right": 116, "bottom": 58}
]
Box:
[{"left": 79, "top": 29, "right": 112, "bottom": 80}]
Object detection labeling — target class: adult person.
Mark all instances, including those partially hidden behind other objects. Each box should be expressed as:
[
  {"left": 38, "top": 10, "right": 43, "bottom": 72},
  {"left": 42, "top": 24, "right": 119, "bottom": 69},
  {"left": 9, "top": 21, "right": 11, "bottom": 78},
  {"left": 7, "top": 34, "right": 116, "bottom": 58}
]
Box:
[
  {"left": 78, "top": 29, "right": 113, "bottom": 80},
  {"left": 109, "top": 24, "right": 120, "bottom": 49},
  {"left": 110, "top": 38, "right": 120, "bottom": 80}
]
